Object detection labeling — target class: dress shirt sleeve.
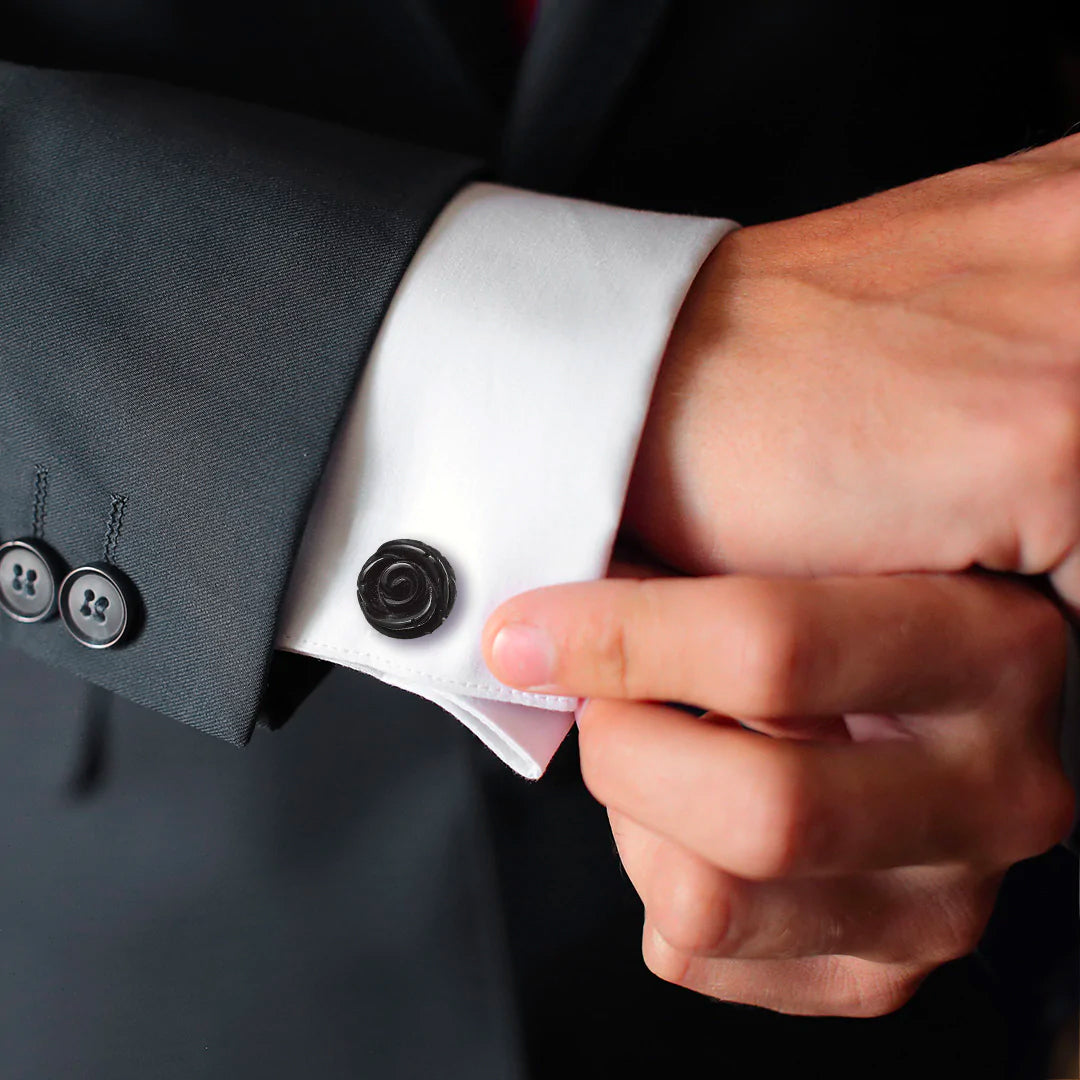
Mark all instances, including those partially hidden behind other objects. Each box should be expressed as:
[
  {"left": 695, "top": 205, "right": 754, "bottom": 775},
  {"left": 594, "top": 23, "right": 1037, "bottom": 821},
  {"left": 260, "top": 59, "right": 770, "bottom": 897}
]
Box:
[{"left": 275, "top": 183, "right": 737, "bottom": 779}]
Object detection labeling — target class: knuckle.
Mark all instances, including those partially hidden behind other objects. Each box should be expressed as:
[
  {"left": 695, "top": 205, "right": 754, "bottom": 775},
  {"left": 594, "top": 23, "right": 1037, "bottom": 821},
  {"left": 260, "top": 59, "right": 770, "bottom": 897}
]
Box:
[
  {"left": 735, "top": 749, "right": 816, "bottom": 879},
  {"left": 985, "top": 591, "right": 1068, "bottom": 707},
  {"left": 1000, "top": 392, "right": 1080, "bottom": 523},
  {"left": 730, "top": 585, "right": 809, "bottom": 716},
  {"left": 1043, "top": 774, "right": 1078, "bottom": 847},
  {"left": 1033, "top": 390, "right": 1080, "bottom": 481},
  {"left": 641, "top": 925, "right": 691, "bottom": 988},
  {"left": 994, "top": 754, "right": 1076, "bottom": 860},
  {"left": 1017, "top": 590, "right": 1070, "bottom": 660},
  {"left": 1019, "top": 766, "right": 1076, "bottom": 853},
  {"left": 648, "top": 865, "right": 733, "bottom": 956}
]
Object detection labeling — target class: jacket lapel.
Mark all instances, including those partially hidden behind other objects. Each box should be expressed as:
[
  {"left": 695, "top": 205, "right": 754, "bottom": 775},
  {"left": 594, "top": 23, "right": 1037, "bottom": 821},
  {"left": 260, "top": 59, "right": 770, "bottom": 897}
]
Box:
[{"left": 499, "top": 0, "right": 676, "bottom": 190}]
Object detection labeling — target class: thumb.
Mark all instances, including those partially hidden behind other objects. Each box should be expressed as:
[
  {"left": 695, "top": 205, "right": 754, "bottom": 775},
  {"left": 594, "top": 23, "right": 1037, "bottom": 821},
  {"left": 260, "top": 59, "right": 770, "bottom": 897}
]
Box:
[{"left": 481, "top": 554, "right": 672, "bottom": 694}]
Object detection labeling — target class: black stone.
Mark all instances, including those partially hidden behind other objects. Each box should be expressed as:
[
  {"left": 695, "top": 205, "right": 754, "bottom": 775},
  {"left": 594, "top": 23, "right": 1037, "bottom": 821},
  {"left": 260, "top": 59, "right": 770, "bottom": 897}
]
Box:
[{"left": 357, "top": 539, "right": 455, "bottom": 640}]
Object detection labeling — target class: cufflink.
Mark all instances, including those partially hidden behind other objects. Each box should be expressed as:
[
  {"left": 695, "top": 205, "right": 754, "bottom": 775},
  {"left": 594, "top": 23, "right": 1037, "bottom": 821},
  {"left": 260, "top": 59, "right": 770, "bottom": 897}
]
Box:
[
  {"left": 357, "top": 539, "right": 456, "bottom": 639},
  {"left": 0, "top": 538, "right": 66, "bottom": 623},
  {"left": 59, "top": 563, "right": 141, "bottom": 649}
]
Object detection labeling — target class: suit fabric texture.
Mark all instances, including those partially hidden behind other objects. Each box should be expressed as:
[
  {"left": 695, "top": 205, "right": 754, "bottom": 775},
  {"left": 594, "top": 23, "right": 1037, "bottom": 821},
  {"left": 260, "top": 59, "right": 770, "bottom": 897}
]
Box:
[{"left": 0, "top": 2, "right": 1077, "bottom": 1078}]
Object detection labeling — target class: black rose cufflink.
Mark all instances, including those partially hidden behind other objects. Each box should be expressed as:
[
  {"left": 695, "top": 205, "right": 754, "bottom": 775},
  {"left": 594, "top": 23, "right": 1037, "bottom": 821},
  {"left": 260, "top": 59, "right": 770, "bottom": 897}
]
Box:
[{"left": 357, "top": 539, "right": 456, "bottom": 639}]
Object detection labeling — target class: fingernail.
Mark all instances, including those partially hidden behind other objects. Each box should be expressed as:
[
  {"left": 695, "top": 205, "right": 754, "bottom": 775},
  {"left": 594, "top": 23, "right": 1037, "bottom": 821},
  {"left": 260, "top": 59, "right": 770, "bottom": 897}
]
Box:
[{"left": 490, "top": 623, "right": 557, "bottom": 689}]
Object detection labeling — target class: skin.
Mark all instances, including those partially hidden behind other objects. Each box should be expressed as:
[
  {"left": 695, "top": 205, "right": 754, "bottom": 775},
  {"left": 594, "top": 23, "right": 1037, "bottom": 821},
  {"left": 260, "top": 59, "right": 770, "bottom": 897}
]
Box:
[
  {"left": 483, "top": 135, "right": 1080, "bottom": 1013},
  {"left": 482, "top": 573, "right": 1075, "bottom": 1015},
  {"left": 624, "top": 133, "right": 1080, "bottom": 603}
]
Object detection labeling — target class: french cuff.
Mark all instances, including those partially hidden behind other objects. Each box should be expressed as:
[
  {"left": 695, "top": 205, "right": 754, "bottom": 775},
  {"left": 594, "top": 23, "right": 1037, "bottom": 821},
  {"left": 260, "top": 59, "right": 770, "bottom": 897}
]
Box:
[{"left": 276, "top": 182, "right": 737, "bottom": 779}]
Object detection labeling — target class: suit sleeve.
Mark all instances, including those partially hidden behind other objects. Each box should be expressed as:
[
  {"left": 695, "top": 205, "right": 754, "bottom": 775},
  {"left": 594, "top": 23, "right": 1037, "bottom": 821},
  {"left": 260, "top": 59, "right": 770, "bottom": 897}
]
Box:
[{"left": 0, "top": 61, "right": 477, "bottom": 745}]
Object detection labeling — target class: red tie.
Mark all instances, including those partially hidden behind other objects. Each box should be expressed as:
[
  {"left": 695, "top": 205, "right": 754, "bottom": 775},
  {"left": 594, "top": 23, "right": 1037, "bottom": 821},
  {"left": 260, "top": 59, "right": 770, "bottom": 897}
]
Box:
[{"left": 510, "top": 0, "right": 539, "bottom": 47}]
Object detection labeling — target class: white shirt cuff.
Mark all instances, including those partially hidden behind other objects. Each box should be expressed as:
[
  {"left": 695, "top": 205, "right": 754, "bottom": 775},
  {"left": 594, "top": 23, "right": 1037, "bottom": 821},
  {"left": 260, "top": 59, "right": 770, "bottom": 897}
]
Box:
[{"left": 275, "top": 182, "right": 736, "bottom": 778}]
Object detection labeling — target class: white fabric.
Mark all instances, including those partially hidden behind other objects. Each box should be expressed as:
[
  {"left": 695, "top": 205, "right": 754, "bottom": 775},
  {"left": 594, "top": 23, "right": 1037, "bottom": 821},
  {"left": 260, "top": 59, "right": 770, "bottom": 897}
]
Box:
[{"left": 276, "top": 182, "right": 736, "bottom": 778}]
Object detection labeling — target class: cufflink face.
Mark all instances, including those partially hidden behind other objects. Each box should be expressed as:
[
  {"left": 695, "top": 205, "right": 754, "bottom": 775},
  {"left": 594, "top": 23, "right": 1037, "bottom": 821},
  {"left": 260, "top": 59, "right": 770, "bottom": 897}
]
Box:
[
  {"left": 0, "top": 539, "right": 64, "bottom": 623},
  {"left": 357, "top": 539, "right": 456, "bottom": 639},
  {"left": 59, "top": 563, "right": 139, "bottom": 649}
]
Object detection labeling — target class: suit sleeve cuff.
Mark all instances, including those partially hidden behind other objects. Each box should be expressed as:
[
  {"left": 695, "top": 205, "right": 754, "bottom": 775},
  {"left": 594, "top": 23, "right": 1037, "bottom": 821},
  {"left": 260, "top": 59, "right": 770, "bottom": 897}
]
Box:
[{"left": 275, "top": 182, "right": 737, "bottom": 778}]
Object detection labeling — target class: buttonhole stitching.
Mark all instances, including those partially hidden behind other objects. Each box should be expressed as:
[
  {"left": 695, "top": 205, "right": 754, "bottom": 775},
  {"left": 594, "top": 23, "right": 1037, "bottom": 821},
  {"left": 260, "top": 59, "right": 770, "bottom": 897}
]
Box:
[
  {"left": 103, "top": 494, "right": 126, "bottom": 564},
  {"left": 31, "top": 465, "right": 48, "bottom": 540}
]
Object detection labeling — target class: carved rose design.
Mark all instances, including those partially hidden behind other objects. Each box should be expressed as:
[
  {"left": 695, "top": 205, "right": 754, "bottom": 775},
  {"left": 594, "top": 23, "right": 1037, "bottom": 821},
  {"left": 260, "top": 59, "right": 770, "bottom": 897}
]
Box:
[{"left": 356, "top": 539, "right": 456, "bottom": 639}]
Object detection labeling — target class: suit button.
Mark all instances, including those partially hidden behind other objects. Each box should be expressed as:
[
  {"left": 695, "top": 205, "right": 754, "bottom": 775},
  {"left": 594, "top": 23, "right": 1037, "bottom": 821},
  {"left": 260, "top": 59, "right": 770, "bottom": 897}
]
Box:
[
  {"left": 357, "top": 539, "right": 456, "bottom": 639},
  {"left": 0, "top": 539, "right": 64, "bottom": 623},
  {"left": 59, "top": 564, "right": 138, "bottom": 649}
]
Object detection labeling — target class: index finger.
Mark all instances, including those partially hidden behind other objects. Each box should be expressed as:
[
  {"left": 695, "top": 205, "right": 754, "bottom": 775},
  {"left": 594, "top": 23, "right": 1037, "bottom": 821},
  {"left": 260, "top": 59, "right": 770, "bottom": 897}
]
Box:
[{"left": 577, "top": 699, "right": 1074, "bottom": 878}]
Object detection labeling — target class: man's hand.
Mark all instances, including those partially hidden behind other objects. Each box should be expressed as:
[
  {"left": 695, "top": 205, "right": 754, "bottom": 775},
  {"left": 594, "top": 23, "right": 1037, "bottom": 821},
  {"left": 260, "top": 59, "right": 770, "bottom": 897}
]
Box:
[
  {"left": 625, "top": 134, "right": 1080, "bottom": 604},
  {"left": 482, "top": 573, "right": 1075, "bottom": 1015}
]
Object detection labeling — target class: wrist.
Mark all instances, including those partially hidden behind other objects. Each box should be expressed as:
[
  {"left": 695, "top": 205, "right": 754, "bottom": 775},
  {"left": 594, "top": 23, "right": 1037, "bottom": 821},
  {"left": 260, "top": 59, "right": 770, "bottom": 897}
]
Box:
[{"left": 624, "top": 232, "right": 739, "bottom": 574}]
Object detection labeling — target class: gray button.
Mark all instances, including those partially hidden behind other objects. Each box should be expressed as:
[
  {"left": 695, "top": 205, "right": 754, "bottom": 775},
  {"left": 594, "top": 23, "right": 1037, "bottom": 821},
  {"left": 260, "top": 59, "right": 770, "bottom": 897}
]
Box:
[
  {"left": 59, "top": 564, "right": 137, "bottom": 649},
  {"left": 0, "top": 539, "right": 62, "bottom": 623}
]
